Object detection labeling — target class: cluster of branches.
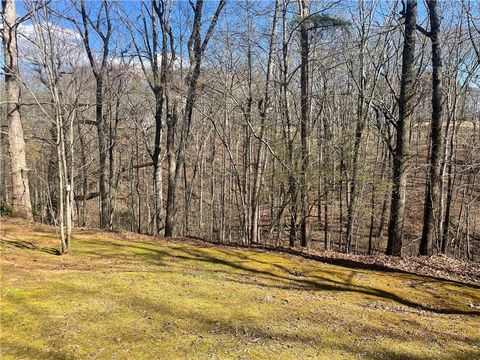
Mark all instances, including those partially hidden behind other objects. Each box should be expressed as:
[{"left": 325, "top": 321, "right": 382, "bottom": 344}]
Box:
[{"left": 1, "top": 0, "right": 479, "bottom": 259}]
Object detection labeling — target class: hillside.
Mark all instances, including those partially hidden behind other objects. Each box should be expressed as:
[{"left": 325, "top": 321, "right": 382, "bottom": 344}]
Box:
[{"left": 1, "top": 218, "right": 479, "bottom": 360}]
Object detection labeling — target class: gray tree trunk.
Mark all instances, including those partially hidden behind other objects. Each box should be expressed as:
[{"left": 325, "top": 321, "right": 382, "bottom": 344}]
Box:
[
  {"left": 2, "top": 0, "right": 33, "bottom": 220},
  {"left": 420, "top": 0, "right": 444, "bottom": 256},
  {"left": 299, "top": 0, "right": 311, "bottom": 248},
  {"left": 386, "top": 0, "right": 417, "bottom": 256}
]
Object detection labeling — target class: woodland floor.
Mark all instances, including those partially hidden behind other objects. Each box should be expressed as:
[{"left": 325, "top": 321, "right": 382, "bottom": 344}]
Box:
[{"left": 1, "top": 217, "right": 479, "bottom": 360}]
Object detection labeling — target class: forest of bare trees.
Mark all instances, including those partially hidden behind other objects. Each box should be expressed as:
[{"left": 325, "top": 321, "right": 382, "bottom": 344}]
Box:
[{"left": 2, "top": 0, "right": 480, "bottom": 259}]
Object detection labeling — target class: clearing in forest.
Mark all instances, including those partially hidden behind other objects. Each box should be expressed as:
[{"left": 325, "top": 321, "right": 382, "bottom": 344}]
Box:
[{"left": 0, "top": 218, "right": 479, "bottom": 360}]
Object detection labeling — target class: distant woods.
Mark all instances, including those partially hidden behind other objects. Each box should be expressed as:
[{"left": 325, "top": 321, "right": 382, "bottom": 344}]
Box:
[{"left": 1, "top": 0, "right": 479, "bottom": 258}]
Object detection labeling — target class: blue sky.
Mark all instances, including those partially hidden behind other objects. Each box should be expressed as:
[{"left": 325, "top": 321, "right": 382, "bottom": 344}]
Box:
[{"left": 3, "top": 0, "right": 479, "bottom": 78}]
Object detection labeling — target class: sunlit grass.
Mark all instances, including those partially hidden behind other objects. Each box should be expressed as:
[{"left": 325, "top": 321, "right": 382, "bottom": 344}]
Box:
[{"left": 1, "top": 220, "right": 479, "bottom": 359}]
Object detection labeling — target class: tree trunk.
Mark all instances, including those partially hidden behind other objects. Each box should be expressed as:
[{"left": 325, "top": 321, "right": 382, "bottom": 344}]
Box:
[
  {"left": 165, "top": 103, "right": 177, "bottom": 237},
  {"left": 420, "top": 0, "right": 444, "bottom": 256},
  {"left": 386, "top": 0, "right": 417, "bottom": 256},
  {"left": 152, "top": 93, "right": 164, "bottom": 235},
  {"left": 95, "top": 77, "right": 109, "bottom": 229},
  {"left": 251, "top": 0, "right": 278, "bottom": 245},
  {"left": 2, "top": 0, "right": 33, "bottom": 220},
  {"left": 299, "top": 0, "right": 310, "bottom": 248}
]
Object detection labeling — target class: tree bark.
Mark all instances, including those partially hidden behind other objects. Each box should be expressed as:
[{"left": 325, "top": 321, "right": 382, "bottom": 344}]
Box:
[
  {"left": 386, "top": 0, "right": 417, "bottom": 256},
  {"left": 96, "top": 77, "right": 109, "bottom": 229},
  {"left": 420, "top": 0, "right": 444, "bottom": 256},
  {"left": 2, "top": 0, "right": 33, "bottom": 220},
  {"left": 165, "top": 103, "right": 177, "bottom": 237},
  {"left": 299, "top": 0, "right": 311, "bottom": 248}
]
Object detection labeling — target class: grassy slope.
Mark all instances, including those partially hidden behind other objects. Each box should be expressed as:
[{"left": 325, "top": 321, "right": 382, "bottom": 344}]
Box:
[{"left": 1, "top": 220, "right": 479, "bottom": 360}]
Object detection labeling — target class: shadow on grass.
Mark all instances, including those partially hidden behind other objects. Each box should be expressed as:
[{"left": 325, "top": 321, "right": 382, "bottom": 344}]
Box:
[
  {"left": 0, "top": 340, "right": 72, "bottom": 360},
  {"left": 4, "top": 233, "right": 480, "bottom": 317},
  {"left": 3, "top": 249, "right": 480, "bottom": 360},
  {"left": 5, "top": 276, "right": 479, "bottom": 360},
  {"left": 177, "top": 247, "right": 480, "bottom": 316},
  {"left": 78, "top": 238, "right": 170, "bottom": 267},
  {"left": 192, "top": 239, "right": 480, "bottom": 290},
  {"left": 1, "top": 239, "right": 61, "bottom": 255},
  {"left": 68, "top": 238, "right": 480, "bottom": 316}
]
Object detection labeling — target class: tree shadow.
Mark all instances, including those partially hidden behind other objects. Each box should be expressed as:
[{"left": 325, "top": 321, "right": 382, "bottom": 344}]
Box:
[
  {"left": 77, "top": 238, "right": 170, "bottom": 267},
  {"left": 1, "top": 239, "right": 61, "bottom": 255},
  {"left": 3, "top": 254, "right": 479, "bottom": 360},
  {"left": 5, "top": 233, "right": 479, "bottom": 316},
  {"left": 162, "top": 246, "right": 480, "bottom": 316},
  {"left": 0, "top": 340, "right": 72, "bottom": 360},
  {"left": 70, "top": 237, "right": 480, "bottom": 316},
  {"left": 188, "top": 238, "right": 480, "bottom": 290}
]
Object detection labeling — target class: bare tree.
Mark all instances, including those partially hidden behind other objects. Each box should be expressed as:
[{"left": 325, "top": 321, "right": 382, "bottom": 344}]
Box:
[
  {"left": 419, "top": 0, "right": 444, "bottom": 256},
  {"left": 298, "top": 0, "right": 311, "bottom": 248},
  {"left": 250, "top": 0, "right": 279, "bottom": 245},
  {"left": 165, "top": 0, "right": 227, "bottom": 237},
  {"left": 121, "top": 0, "right": 175, "bottom": 235},
  {"left": 76, "top": 0, "right": 112, "bottom": 229},
  {"left": 387, "top": 0, "right": 418, "bottom": 256},
  {"left": 2, "top": 0, "right": 33, "bottom": 220},
  {"left": 24, "top": 0, "right": 83, "bottom": 253}
]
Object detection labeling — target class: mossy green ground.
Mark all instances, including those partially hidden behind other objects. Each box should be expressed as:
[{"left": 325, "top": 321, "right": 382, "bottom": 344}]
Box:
[{"left": 1, "top": 221, "right": 479, "bottom": 359}]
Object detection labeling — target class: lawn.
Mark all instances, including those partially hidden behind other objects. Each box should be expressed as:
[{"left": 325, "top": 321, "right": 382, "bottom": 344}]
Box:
[{"left": 1, "top": 219, "right": 479, "bottom": 359}]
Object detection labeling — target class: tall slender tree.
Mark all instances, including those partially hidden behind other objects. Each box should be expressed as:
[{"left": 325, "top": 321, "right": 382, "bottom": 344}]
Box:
[
  {"left": 420, "top": 0, "right": 444, "bottom": 256},
  {"left": 165, "top": 0, "right": 227, "bottom": 237},
  {"left": 298, "top": 0, "right": 311, "bottom": 248},
  {"left": 251, "top": 0, "right": 279, "bottom": 244},
  {"left": 77, "top": 0, "right": 112, "bottom": 229},
  {"left": 387, "top": 0, "right": 418, "bottom": 256}
]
